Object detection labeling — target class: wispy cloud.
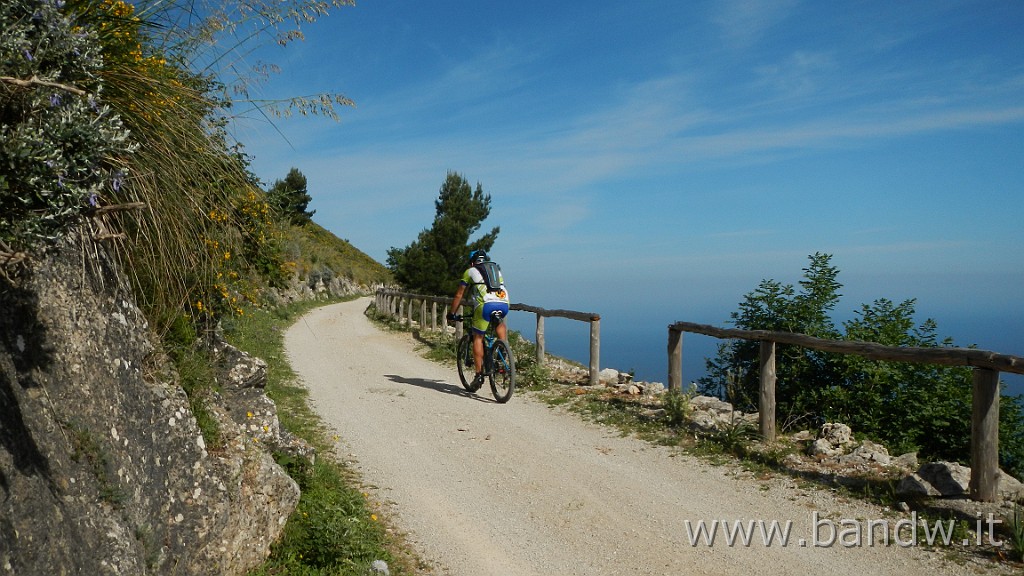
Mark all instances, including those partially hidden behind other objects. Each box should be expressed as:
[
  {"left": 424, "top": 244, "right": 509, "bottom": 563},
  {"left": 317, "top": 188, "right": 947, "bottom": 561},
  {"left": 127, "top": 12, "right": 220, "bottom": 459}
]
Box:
[
  {"left": 751, "top": 51, "right": 839, "bottom": 99},
  {"left": 712, "top": 0, "right": 800, "bottom": 49},
  {"left": 355, "top": 40, "right": 540, "bottom": 128}
]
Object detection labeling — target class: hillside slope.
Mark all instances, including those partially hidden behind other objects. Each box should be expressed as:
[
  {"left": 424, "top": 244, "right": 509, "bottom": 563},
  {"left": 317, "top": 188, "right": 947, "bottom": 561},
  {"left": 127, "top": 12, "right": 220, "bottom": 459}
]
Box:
[{"left": 284, "top": 221, "right": 392, "bottom": 287}]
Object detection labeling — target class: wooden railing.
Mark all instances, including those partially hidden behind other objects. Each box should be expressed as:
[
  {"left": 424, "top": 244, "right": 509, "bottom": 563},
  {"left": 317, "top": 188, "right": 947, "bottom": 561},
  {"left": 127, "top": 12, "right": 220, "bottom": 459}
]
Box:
[
  {"left": 667, "top": 321, "right": 1024, "bottom": 503},
  {"left": 375, "top": 289, "right": 603, "bottom": 385},
  {"left": 374, "top": 287, "right": 1020, "bottom": 502}
]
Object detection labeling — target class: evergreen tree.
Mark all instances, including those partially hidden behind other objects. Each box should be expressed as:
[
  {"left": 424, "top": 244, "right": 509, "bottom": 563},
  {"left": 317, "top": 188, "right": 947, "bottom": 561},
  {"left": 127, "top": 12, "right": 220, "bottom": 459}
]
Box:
[
  {"left": 387, "top": 171, "right": 499, "bottom": 295},
  {"left": 701, "top": 253, "right": 843, "bottom": 423},
  {"left": 267, "top": 167, "right": 314, "bottom": 224}
]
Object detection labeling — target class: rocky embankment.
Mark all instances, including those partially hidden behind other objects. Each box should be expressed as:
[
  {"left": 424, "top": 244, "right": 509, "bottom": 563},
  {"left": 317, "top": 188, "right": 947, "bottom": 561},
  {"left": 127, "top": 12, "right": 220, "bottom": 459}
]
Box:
[{"left": 0, "top": 236, "right": 362, "bottom": 575}]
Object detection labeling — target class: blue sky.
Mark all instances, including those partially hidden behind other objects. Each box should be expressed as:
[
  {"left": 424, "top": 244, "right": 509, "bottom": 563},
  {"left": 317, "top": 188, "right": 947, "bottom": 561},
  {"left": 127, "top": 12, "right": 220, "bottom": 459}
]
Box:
[{"left": 233, "top": 0, "right": 1023, "bottom": 371}]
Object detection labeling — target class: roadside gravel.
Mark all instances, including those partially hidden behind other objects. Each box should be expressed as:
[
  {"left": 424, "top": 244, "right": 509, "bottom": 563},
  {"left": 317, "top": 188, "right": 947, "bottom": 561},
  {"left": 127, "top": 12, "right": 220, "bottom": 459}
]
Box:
[{"left": 285, "top": 298, "right": 1005, "bottom": 575}]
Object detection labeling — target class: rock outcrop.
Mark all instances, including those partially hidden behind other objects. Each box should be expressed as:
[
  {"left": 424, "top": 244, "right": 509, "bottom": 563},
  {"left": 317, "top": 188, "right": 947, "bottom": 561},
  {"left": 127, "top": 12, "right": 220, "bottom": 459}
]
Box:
[
  {"left": 897, "top": 461, "right": 1024, "bottom": 500},
  {"left": 0, "top": 236, "right": 299, "bottom": 575}
]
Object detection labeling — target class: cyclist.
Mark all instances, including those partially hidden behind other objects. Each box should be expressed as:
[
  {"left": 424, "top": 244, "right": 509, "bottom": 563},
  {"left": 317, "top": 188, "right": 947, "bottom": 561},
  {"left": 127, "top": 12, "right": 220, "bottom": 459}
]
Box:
[{"left": 447, "top": 249, "right": 509, "bottom": 388}]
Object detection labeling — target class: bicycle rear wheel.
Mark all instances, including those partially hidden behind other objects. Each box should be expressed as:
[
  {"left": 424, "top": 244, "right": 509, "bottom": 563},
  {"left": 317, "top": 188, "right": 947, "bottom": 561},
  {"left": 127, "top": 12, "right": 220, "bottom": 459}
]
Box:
[
  {"left": 488, "top": 339, "right": 515, "bottom": 403},
  {"left": 456, "top": 334, "right": 482, "bottom": 392}
]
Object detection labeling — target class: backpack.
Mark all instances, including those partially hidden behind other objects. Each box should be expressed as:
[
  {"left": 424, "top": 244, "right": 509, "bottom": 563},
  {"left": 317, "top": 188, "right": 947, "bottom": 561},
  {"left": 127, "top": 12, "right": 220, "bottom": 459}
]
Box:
[{"left": 474, "top": 261, "right": 503, "bottom": 292}]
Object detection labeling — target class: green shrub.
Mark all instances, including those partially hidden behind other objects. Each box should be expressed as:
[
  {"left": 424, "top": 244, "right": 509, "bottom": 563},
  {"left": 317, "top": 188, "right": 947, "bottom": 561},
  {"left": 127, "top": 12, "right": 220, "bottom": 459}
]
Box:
[
  {"left": 663, "top": 386, "right": 693, "bottom": 427},
  {"left": 700, "top": 253, "right": 1024, "bottom": 478},
  {"left": 0, "top": 0, "right": 134, "bottom": 249},
  {"left": 1009, "top": 502, "right": 1024, "bottom": 562}
]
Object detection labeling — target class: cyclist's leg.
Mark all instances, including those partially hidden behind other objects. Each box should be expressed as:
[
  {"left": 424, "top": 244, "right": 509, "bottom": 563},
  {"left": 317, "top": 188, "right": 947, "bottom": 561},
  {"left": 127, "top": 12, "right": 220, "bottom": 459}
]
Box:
[
  {"left": 470, "top": 305, "right": 488, "bottom": 375},
  {"left": 472, "top": 332, "right": 485, "bottom": 374}
]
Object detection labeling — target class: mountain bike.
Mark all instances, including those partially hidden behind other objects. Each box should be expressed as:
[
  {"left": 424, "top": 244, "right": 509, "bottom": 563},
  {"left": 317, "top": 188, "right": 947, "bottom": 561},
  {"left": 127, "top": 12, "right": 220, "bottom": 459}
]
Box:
[{"left": 452, "top": 310, "right": 516, "bottom": 403}]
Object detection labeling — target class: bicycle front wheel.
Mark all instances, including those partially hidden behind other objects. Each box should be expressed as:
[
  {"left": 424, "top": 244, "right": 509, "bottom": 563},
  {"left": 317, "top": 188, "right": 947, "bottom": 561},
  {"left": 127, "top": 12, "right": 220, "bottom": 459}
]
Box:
[
  {"left": 488, "top": 339, "right": 515, "bottom": 403},
  {"left": 456, "top": 334, "right": 481, "bottom": 392}
]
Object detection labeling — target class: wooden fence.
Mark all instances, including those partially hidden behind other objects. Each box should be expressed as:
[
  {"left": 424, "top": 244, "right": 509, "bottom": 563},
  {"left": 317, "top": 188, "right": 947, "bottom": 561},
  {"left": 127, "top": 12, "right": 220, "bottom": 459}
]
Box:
[
  {"left": 667, "top": 321, "right": 1024, "bottom": 503},
  {"left": 375, "top": 289, "right": 602, "bottom": 385},
  {"left": 373, "top": 287, "right": 1023, "bottom": 502}
]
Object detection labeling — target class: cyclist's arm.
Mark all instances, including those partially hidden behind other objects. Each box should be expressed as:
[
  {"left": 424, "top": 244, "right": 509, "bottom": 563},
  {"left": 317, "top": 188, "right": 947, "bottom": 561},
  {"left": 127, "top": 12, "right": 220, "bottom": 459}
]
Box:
[{"left": 451, "top": 283, "right": 467, "bottom": 314}]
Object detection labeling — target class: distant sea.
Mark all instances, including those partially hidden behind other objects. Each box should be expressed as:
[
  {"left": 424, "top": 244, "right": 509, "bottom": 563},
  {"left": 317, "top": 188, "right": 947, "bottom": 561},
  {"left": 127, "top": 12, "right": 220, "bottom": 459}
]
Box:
[{"left": 506, "top": 304, "right": 1024, "bottom": 398}]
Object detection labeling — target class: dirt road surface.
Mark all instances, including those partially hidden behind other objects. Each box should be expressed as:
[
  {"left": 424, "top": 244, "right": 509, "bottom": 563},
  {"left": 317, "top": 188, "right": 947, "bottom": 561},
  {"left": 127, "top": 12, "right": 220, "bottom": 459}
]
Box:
[{"left": 284, "top": 298, "right": 998, "bottom": 575}]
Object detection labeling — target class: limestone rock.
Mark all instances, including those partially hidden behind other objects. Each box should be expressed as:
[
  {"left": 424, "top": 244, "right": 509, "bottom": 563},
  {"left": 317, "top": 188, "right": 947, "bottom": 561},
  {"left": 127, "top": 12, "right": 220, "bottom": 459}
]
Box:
[
  {"left": 897, "top": 461, "right": 1024, "bottom": 501},
  {"left": 687, "top": 396, "right": 754, "bottom": 433},
  {"left": 838, "top": 440, "right": 891, "bottom": 466},
  {"left": 897, "top": 461, "right": 971, "bottom": 497},
  {"left": 598, "top": 368, "right": 620, "bottom": 385},
  {"left": 0, "top": 235, "right": 299, "bottom": 575},
  {"left": 808, "top": 423, "right": 856, "bottom": 457}
]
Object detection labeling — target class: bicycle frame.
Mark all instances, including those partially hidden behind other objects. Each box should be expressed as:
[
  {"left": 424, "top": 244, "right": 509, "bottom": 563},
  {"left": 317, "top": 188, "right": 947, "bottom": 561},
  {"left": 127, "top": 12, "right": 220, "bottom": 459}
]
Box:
[{"left": 455, "top": 309, "right": 515, "bottom": 402}]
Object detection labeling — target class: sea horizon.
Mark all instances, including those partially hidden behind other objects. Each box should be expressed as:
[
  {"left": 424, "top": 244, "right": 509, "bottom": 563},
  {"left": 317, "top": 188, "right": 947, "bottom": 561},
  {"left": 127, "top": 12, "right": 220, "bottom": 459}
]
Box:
[{"left": 506, "top": 303, "right": 1024, "bottom": 399}]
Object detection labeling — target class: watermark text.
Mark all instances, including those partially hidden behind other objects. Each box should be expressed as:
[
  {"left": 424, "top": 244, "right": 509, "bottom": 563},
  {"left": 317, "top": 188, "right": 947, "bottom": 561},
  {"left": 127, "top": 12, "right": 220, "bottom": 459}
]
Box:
[{"left": 684, "top": 512, "right": 1004, "bottom": 548}]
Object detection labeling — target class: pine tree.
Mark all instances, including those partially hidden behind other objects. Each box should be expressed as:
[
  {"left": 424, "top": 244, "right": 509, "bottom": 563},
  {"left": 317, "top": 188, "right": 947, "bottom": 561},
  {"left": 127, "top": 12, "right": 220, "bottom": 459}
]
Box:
[
  {"left": 267, "top": 167, "right": 314, "bottom": 224},
  {"left": 386, "top": 171, "right": 499, "bottom": 295}
]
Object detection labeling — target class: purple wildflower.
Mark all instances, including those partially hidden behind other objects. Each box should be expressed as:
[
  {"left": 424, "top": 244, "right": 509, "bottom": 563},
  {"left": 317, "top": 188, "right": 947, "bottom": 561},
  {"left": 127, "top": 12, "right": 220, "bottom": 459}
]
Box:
[
  {"left": 23, "top": 49, "right": 33, "bottom": 62},
  {"left": 111, "top": 170, "right": 125, "bottom": 193},
  {"left": 50, "top": 93, "right": 62, "bottom": 107}
]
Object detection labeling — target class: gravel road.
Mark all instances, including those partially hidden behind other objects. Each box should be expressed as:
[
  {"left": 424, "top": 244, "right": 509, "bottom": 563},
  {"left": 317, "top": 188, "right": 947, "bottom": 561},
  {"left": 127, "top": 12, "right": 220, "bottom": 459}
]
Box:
[{"left": 284, "top": 298, "right": 997, "bottom": 575}]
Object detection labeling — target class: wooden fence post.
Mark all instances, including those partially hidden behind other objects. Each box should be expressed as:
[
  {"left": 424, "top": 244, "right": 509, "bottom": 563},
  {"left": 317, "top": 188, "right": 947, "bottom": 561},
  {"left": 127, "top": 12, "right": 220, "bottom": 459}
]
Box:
[
  {"left": 420, "top": 299, "right": 427, "bottom": 330},
  {"left": 536, "top": 314, "right": 545, "bottom": 364},
  {"left": 668, "top": 327, "right": 682, "bottom": 392},
  {"left": 667, "top": 327, "right": 684, "bottom": 389},
  {"left": 970, "top": 368, "right": 1000, "bottom": 502},
  {"left": 759, "top": 340, "right": 777, "bottom": 441},
  {"left": 589, "top": 317, "right": 600, "bottom": 386},
  {"left": 431, "top": 301, "right": 438, "bottom": 332}
]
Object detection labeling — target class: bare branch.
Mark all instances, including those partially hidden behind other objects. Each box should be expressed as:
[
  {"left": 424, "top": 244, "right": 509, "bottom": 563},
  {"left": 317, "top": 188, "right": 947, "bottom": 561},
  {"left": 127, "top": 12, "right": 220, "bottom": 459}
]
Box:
[{"left": 0, "top": 75, "right": 88, "bottom": 96}]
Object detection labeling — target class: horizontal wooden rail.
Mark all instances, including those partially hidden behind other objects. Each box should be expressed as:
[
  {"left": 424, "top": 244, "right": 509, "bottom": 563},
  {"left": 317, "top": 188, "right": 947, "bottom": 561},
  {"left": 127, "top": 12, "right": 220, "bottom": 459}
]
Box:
[
  {"left": 511, "top": 303, "right": 600, "bottom": 323},
  {"left": 667, "top": 321, "right": 1024, "bottom": 503},
  {"left": 377, "top": 289, "right": 602, "bottom": 385},
  {"left": 669, "top": 321, "right": 1024, "bottom": 375}
]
